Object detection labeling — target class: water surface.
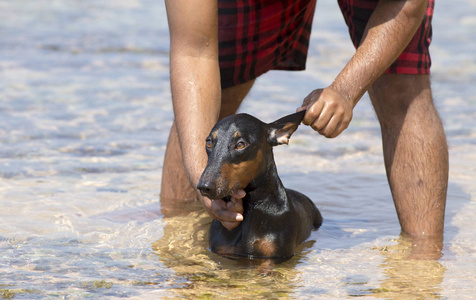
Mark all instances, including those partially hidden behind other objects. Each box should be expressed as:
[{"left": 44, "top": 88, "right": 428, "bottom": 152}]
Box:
[{"left": 0, "top": 0, "right": 475, "bottom": 298}]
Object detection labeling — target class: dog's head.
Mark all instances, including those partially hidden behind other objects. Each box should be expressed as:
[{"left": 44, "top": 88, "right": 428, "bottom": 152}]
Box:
[{"left": 196, "top": 111, "right": 305, "bottom": 199}]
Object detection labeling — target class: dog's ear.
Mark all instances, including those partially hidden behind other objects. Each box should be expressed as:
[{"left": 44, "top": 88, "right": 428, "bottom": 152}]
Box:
[{"left": 267, "top": 110, "right": 306, "bottom": 146}]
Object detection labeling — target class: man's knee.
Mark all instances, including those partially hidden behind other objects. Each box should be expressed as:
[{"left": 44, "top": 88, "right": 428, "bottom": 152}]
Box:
[
  {"left": 369, "top": 74, "right": 434, "bottom": 127},
  {"left": 219, "top": 80, "right": 255, "bottom": 119}
]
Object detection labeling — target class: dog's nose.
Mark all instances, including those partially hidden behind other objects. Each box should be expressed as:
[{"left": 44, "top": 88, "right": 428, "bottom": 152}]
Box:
[{"left": 197, "top": 180, "right": 215, "bottom": 197}]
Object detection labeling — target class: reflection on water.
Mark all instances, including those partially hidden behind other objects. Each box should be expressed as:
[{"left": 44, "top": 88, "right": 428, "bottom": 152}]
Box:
[
  {"left": 154, "top": 198, "right": 448, "bottom": 299},
  {"left": 371, "top": 237, "right": 446, "bottom": 299},
  {"left": 155, "top": 200, "right": 312, "bottom": 298}
]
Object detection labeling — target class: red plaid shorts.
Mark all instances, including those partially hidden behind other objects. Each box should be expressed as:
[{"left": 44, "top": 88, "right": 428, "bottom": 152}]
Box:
[
  {"left": 218, "top": 0, "right": 434, "bottom": 89},
  {"left": 338, "top": 0, "right": 434, "bottom": 75}
]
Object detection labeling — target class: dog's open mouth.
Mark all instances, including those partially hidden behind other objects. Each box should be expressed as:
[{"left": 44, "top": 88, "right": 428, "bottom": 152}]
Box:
[{"left": 222, "top": 195, "right": 232, "bottom": 203}]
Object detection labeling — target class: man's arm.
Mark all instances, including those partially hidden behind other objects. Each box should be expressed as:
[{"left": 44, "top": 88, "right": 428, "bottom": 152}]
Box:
[
  {"left": 299, "top": 0, "right": 429, "bottom": 137},
  {"left": 165, "top": 0, "right": 244, "bottom": 227},
  {"left": 166, "top": 0, "right": 220, "bottom": 185}
]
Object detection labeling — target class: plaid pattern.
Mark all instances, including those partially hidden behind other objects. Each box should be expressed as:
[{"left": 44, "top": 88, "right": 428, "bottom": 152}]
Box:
[
  {"left": 338, "top": 0, "right": 434, "bottom": 74},
  {"left": 218, "top": 0, "right": 434, "bottom": 89},
  {"left": 218, "top": 0, "right": 317, "bottom": 89}
]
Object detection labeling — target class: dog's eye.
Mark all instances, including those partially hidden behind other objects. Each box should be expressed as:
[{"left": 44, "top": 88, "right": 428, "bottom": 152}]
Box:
[
  {"left": 206, "top": 139, "right": 213, "bottom": 149},
  {"left": 235, "top": 141, "right": 247, "bottom": 150}
]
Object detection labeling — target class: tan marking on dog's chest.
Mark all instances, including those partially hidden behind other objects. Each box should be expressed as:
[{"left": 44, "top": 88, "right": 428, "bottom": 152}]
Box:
[{"left": 253, "top": 237, "right": 276, "bottom": 257}]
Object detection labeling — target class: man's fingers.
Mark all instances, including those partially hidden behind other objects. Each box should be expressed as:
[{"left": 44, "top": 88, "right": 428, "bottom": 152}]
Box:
[
  {"left": 227, "top": 198, "right": 243, "bottom": 212},
  {"left": 215, "top": 208, "right": 243, "bottom": 222},
  {"left": 231, "top": 189, "right": 246, "bottom": 199},
  {"left": 216, "top": 208, "right": 242, "bottom": 231},
  {"left": 317, "top": 114, "right": 341, "bottom": 138},
  {"left": 300, "top": 88, "right": 353, "bottom": 138},
  {"left": 300, "top": 93, "right": 313, "bottom": 108},
  {"left": 207, "top": 190, "right": 245, "bottom": 231},
  {"left": 222, "top": 221, "right": 241, "bottom": 231},
  {"left": 310, "top": 105, "right": 333, "bottom": 132},
  {"left": 228, "top": 190, "right": 244, "bottom": 210},
  {"left": 211, "top": 198, "right": 243, "bottom": 221},
  {"left": 303, "top": 100, "right": 324, "bottom": 126},
  {"left": 331, "top": 116, "right": 351, "bottom": 138},
  {"left": 210, "top": 198, "right": 227, "bottom": 213},
  {"left": 300, "top": 90, "right": 324, "bottom": 126}
]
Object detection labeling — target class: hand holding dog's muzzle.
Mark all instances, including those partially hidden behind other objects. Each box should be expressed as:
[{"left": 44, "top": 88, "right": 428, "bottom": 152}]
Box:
[{"left": 210, "top": 189, "right": 245, "bottom": 231}]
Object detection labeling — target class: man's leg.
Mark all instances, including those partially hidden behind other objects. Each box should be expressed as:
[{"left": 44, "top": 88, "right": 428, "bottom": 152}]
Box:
[
  {"left": 369, "top": 74, "right": 448, "bottom": 257},
  {"left": 160, "top": 80, "right": 255, "bottom": 214}
]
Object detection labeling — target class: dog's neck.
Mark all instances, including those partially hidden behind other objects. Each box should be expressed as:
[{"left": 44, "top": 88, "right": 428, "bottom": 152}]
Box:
[{"left": 244, "top": 152, "right": 288, "bottom": 209}]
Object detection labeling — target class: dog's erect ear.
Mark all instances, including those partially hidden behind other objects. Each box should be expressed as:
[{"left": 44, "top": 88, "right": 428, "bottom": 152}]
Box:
[{"left": 267, "top": 110, "right": 306, "bottom": 146}]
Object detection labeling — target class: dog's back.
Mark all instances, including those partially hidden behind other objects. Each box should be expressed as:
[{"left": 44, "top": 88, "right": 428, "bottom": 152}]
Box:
[{"left": 286, "top": 188, "right": 323, "bottom": 237}]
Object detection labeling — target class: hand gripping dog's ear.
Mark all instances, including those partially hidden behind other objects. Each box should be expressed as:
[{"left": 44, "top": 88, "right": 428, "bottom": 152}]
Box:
[{"left": 267, "top": 110, "right": 306, "bottom": 146}]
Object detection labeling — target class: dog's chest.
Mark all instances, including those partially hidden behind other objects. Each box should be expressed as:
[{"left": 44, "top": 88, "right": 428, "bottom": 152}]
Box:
[{"left": 245, "top": 233, "right": 278, "bottom": 257}]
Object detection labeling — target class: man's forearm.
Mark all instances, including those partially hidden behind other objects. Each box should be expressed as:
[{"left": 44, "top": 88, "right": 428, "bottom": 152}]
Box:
[
  {"left": 166, "top": 0, "right": 221, "bottom": 189},
  {"left": 170, "top": 54, "right": 221, "bottom": 189},
  {"left": 331, "top": 0, "right": 428, "bottom": 105}
]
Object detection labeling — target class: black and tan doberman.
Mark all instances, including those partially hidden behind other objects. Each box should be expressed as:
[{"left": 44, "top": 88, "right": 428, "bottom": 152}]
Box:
[{"left": 197, "top": 111, "right": 322, "bottom": 260}]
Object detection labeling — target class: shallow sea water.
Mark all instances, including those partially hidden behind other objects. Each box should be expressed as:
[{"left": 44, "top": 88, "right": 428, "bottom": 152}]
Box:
[{"left": 0, "top": 0, "right": 475, "bottom": 298}]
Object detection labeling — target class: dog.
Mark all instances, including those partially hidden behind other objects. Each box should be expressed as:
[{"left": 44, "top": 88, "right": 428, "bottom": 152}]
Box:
[{"left": 197, "top": 111, "right": 322, "bottom": 260}]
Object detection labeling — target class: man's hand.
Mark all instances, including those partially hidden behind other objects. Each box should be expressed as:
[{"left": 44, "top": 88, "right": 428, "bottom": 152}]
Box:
[
  {"left": 298, "top": 87, "right": 353, "bottom": 138},
  {"left": 202, "top": 190, "right": 245, "bottom": 231}
]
